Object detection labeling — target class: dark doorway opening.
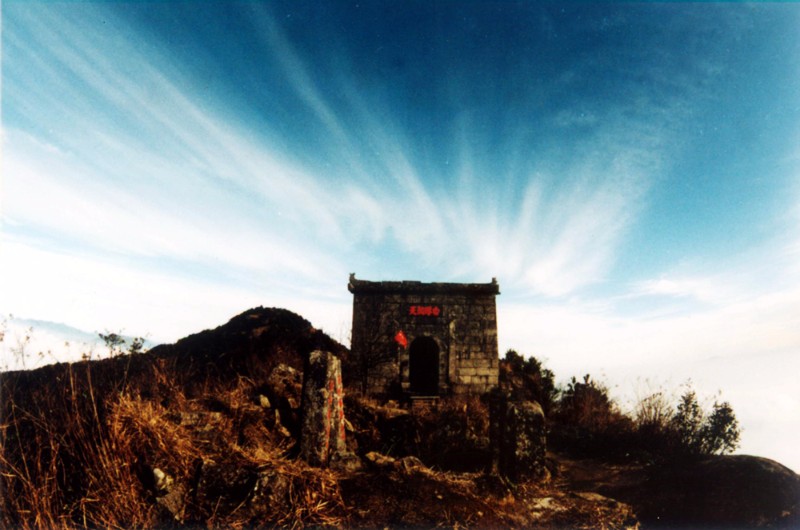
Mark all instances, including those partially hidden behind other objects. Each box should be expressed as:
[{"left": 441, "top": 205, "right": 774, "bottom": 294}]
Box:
[{"left": 409, "top": 336, "right": 439, "bottom": 395}]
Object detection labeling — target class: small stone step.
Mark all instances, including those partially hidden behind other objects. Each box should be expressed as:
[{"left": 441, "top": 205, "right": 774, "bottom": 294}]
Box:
[{"left": 409, "top": 395, "right": 440, "bottom": 412}]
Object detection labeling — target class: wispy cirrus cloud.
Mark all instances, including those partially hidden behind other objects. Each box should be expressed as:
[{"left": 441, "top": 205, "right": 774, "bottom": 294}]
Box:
[
  {"left": 0, "top": 238, "right": 351, "bottom": 344},
  {"left": 3, "top": 5, "right": 354, "bottom": 280},
  {"left": 2, "top": 3, "right": 672, "bottom": 306},
  {"left": 233, "top": 4, "right": 687, "bottom": 295},
  {"left": 1, "top": 1, "right": 760, "bottom": 337}
]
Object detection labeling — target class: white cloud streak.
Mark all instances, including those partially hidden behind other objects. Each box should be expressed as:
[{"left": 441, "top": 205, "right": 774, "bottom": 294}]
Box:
[
  {"left": 237, "top": 5, "right": 673, "bottom": 294},
  {"left": 2, "top": 2, "right": 757, "bottom": 320}
]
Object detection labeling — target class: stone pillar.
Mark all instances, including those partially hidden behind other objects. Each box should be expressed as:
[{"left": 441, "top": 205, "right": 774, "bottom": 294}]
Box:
[
  {"left": 489, "top": 390, "right": 547, "bottom": 482},
  {"left": 300, "top": 350, "right": 347, "bottom": 466}
]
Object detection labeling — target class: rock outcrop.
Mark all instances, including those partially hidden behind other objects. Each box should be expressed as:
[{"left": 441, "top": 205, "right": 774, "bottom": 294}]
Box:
[
  {"left": 490, "top": 390, "right": 547, "bottom": 482},
  {"left": 559, "top": 453, "right": 800, "bottom": 528},
  {"left": 640, "top": 455, "right": 800, "bottom": 528}
]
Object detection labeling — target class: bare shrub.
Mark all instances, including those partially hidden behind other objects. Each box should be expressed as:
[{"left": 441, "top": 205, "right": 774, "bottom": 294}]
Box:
[
  {"left": 624, "top": 384, "right": 741, "bottom": 459},
  {"left": 556, "top": 374, "right": 622, "bottom": 430},
  {"left": 634, "top": 391, "right": 674, "bottom": 430}
]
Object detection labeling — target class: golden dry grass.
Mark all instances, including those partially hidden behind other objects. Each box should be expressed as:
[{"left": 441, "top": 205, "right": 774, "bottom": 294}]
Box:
[{"left": 1, "top": 362, "right": 346, "bottom": 529}]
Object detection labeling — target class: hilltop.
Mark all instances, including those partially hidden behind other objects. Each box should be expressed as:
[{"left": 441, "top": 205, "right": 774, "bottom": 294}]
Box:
[{"left": 1, "top": 307, "right": 797, "bottom": 528}]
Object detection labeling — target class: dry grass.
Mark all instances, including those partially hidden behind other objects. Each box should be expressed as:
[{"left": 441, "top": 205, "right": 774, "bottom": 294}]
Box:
[
  {"left": 5, "top": 339, "right": 718, "bottom": 529},
  {"left": 1, "top": 363, "right": 174, "bottom": 528},
  {"left": 1, "top": 357, "right": 644, "bottom": 529},
  {"left": 1, "top": 361, "right": 346, "bottom": 529}
]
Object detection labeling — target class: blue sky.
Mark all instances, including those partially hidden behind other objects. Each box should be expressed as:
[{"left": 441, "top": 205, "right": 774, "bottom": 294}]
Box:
[{"left": 2, "top": 2, "right": 800, "bottom": 468}]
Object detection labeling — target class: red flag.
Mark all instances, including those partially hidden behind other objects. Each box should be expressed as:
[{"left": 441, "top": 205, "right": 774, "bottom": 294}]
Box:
[{"left": 394, "top": 330, "right": 408, "bottom": 348}]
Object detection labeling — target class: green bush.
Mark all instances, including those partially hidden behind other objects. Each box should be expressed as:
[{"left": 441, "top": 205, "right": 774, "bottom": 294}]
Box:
[
  {"left": 671, "top": 390, "right": 740, "bottom": 456},
  {"left": 548, "top": 376, "right": 741, "bottom": 461},
  {"left": 672, "top": 390, "right": 705, "bottom": 452},
  {"left": 499, "top": 350, "right": 557, "bottom": 415},
  {"left": 485, "top": 348, "right": 740, "bottom": 462}
]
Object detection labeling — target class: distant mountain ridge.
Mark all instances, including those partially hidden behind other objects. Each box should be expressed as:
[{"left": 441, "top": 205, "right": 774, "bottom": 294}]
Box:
[
  {"left": 11, "top": 317, "right": 102, "bottom": 343},
  {"left": 0, "top": 315, "right": 158, "bottom": 371}
]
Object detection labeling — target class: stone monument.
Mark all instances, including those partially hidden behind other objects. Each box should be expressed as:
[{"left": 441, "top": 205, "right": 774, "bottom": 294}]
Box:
[{"left": 299, "top": 350, "right": 347, "bottom": 466}]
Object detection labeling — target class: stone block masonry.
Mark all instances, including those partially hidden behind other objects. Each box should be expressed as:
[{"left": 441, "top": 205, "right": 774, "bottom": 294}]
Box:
[{"left": 348, "top": 274, "right": 500, "bottom": 398}]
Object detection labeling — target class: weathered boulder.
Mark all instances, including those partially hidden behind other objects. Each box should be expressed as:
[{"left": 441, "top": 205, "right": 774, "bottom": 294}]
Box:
[
  {"left": 364, "top": 451, "right": 426, "bottom": 474},
  {"left": 638, "top": 455, "right": 800, "bottom": 528},
  {"left": 155, "top": 484, "right": 186, "bottom": 522},
  {"left": 250, "top": 469, "right": 291, "bottom": 514},
  {"left": 192, "top": 457, "right": 258, "bottom": 519},
  {"left": 330, "top": 449, "right": 363, "bottom": 472},
  {"left": 266, "top": 364, "right": 302, "bottom": 410},
  {"left": 299, "top": 350, "right": 355, "bottom": 467},
  {"left": 490, "top": 390, "right": 547, "bottom": 482},
  {"left": 264, "top": 364, "right": 302, "bottom": 437},
  {"left": 185, "top": 457, "right": 294, "bottom": 523},
  {"left": 395, "top": 455, "right": 427, "bottom": 474}
]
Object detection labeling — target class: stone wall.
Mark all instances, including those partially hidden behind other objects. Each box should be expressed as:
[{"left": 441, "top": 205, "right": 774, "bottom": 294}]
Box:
[{"left": 348, "top": 274, "right": 500, "bottom": 397}]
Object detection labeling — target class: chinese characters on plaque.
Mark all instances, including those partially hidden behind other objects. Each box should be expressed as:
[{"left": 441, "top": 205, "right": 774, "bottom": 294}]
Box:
[{"left": 409, "top": 305, "right": 441, "bottom": 317}]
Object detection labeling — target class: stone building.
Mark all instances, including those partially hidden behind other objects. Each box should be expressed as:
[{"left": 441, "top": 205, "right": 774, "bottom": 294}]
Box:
[{"left": 347, "top": 274, "right": 500, "bottom": 397}]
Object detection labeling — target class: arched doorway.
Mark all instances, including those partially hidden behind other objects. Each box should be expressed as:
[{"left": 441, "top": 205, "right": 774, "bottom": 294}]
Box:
[{"left": 409, "top": 336, "right": 439, "bottom": 395}]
